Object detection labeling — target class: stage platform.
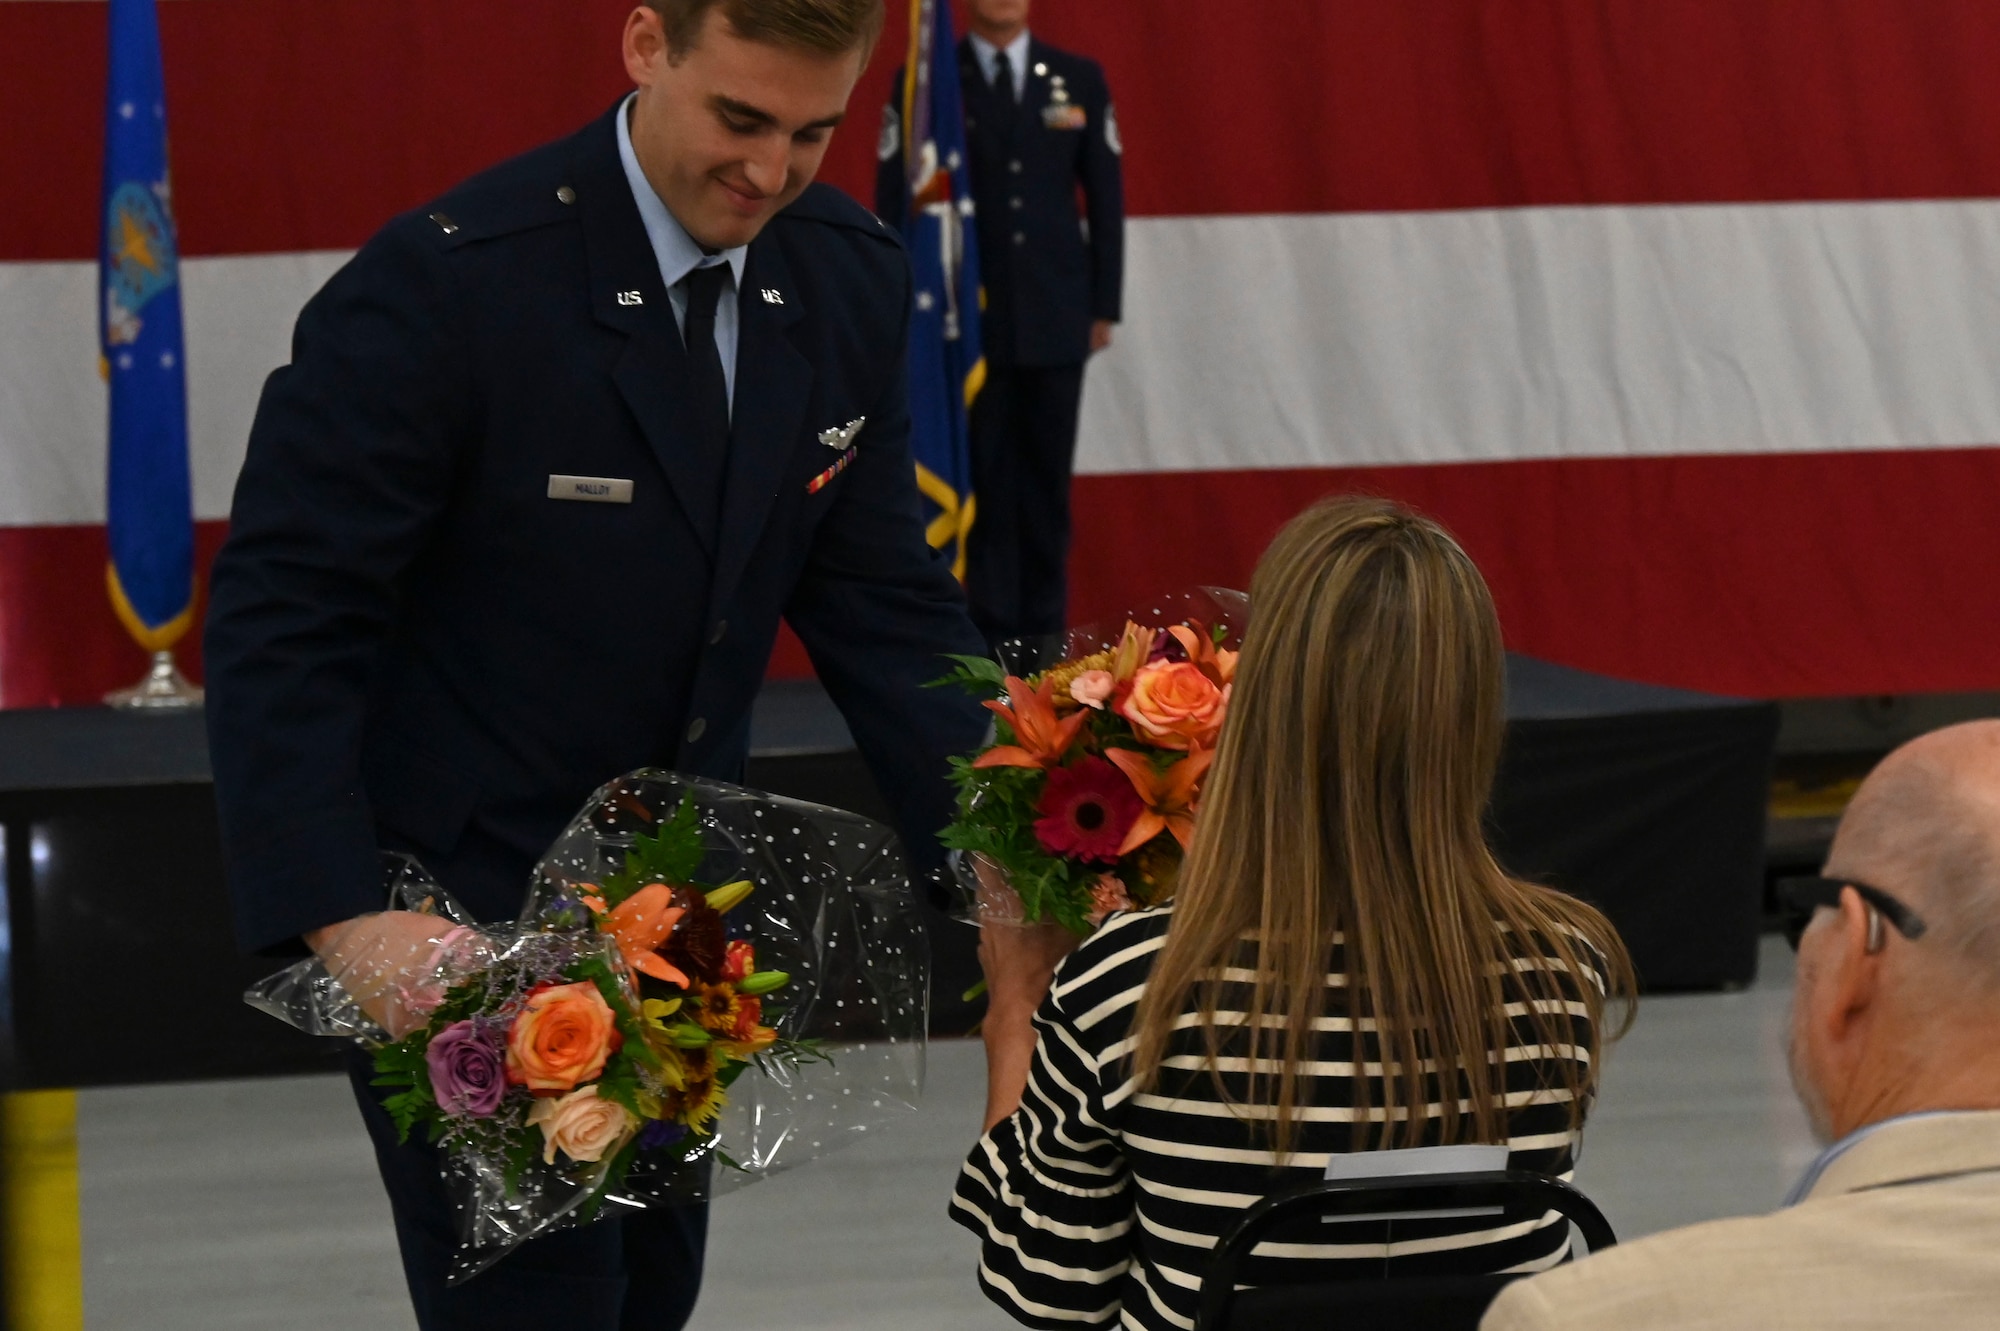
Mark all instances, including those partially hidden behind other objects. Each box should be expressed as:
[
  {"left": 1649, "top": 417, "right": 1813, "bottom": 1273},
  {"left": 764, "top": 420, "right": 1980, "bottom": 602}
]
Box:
[{"left": 0, "top": 656, "right": 1775, "bottom": 1089}]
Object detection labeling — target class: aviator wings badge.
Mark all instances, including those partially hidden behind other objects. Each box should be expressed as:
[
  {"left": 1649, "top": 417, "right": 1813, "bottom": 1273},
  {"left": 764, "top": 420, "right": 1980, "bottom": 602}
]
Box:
[{"left": 818, "top": 417, "right": 866, "bottom": 450}]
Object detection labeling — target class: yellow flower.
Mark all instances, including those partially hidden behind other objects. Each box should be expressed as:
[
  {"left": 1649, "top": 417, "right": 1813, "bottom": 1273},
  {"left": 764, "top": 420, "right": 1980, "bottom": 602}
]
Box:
[
  {"left": 640, "top": 999, "right": 691, "bottom": 1090},
  {"left": 680, "top": 1078, "right": 727, "bottom": 1135},
  {"left": 650, "top": 1043, "right": 690, "bottom": 1093},
  {"left": 687, "top": 983, "right": 745, "bottom": 1037}
]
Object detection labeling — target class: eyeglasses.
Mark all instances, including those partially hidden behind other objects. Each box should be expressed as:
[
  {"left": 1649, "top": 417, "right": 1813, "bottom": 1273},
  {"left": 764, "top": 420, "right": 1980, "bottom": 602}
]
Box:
[{"left": 1774, "top": 876, "right": 1929, "bottom": 953}]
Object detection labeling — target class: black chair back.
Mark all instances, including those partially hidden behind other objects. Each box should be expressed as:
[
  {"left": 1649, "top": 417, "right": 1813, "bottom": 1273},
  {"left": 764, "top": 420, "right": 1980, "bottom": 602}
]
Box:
[{"left": 1192, "top": 1169, "right": 1616, "bottom": 1331}]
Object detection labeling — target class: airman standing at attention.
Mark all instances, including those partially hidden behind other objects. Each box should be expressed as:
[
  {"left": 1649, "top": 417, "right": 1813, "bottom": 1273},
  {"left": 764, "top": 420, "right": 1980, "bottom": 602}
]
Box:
[{"left": 878, "top": 0, "right": 1125, "bottom": 659}]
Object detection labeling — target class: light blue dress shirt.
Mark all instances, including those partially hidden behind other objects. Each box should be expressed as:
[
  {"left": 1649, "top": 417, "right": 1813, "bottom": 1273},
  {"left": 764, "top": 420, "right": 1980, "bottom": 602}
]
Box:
[
  {"left": 968, "top": 30, "right": 1033, "bottom": 99},
  {"left": 616, "top": 94, "right": 748, "bottom": 413},
  {"left": 1782, "top": 1109, "right": 1977, "bottom": 1205}
]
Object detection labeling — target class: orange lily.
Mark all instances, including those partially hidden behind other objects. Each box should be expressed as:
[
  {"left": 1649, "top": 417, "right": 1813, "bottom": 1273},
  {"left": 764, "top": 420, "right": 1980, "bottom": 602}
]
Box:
[
  {"left": 972, "top": 675, "right": 1089, "bottom": 770},
  {"left": 1108, "top": 621, "right": 1157, "bottom": 684},
  {"left": 1106, "top": 746, "right": 1214, "bottom": 855},
  {"left": 582, "top": 882, "right": 692, "bottom": 987},
  {"left": 1168, "top": 623, "right": 1238, "bottom": 687}
]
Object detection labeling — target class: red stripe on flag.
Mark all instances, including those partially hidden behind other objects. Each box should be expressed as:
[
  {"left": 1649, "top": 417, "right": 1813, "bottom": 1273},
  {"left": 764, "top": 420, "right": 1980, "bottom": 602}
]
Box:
[
  {"left": 0, "top": 0, "right": 638, "bottom": 261},
  {"left": 1065, "top": 0, "right": 2000, "bottom": 218},
  {"left": 0, "top": 521, "right": 228, "bottom": 709},
  {"left": 9, "top": 452, "right": 1995, "bottom": 707},
  {"left": 14, "top": 1, "right": 2000, "bottom": 260},
  {"left": 1061, "top": 451, "right": 2000, "bottom": 700}
]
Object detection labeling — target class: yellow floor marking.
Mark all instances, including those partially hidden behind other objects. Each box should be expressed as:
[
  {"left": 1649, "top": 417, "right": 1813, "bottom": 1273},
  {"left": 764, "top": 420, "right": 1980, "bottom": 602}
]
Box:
[
  {"left": 4, "top": 1090, "right": 84, "bottom": 1331},
  {"left": 1770, "top": 775, "right": 1864, "bottom": 821}
]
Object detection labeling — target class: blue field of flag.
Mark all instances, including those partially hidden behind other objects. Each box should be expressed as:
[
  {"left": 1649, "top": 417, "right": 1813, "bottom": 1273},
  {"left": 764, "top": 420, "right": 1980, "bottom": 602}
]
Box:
[{"left": 101, "top": 0, "right": 196, "bottom": 650}]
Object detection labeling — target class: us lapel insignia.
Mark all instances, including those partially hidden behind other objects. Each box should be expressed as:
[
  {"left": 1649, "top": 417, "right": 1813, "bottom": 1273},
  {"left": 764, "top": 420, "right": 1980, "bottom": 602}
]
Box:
[
  {"left": 807, "top": 447, "right": 858, "bottom": 494},
  {"left": 818, "top": 417, "right": 866, "bottom": 450}
]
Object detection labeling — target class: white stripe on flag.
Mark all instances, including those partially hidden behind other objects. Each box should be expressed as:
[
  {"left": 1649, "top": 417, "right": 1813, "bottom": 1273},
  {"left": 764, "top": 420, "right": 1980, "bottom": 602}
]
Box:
[
  {"left": 8, "top": 199, "right": 2000, "bottom": 526},
  {"left": 1078, "top": 199, "right": 2000, "bottom": 475},
  {"left": 0, "top": 250, "right": 349, "bottom": 526}
]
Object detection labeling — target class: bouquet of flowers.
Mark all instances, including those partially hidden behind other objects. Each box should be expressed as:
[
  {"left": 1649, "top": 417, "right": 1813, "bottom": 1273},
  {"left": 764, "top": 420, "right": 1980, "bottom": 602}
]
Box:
[
  {"left": 937, "top": 588, "right": 1248, "bottom": 934},
  {"left": 249, "top": 771, "right": 927, "bottom": 1281}
]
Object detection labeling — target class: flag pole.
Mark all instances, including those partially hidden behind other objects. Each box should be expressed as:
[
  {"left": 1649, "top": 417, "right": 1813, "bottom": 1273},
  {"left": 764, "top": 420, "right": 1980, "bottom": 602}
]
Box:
[
  {"left": 106, "top": 650, "right": 204, "bottom": 709},
  {"left": 99, "top": 0, "right": 201, "bottom": 711}
]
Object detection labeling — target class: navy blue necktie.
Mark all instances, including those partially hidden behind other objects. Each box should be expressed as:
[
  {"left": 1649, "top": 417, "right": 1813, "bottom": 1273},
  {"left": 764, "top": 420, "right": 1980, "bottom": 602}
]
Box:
[
  {"left": 993, "top": 50, "right": 1017, "bottom": 115},
  {"left": 681, "top": 263, "right": 731, "bottom": 547}
]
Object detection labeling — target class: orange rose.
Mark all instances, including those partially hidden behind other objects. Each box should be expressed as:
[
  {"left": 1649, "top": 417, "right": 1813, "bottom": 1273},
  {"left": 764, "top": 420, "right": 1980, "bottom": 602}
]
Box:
[
  {"left": 505, "top": 981, "right": 622, "bottom": 1093},
  {"left": 1117, "top": 660, "right": 1226, "bottom": 750}
]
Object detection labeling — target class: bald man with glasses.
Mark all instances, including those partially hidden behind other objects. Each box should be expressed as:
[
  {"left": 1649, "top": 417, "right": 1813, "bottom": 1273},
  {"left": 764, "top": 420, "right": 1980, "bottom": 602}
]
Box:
[{"left": 1484, "top": 719, "right": 2000, "bottom": 1331}]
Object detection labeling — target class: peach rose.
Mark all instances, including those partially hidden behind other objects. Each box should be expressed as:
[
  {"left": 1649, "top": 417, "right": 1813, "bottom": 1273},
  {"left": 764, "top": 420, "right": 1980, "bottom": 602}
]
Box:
[
  {"left": 1117, "top": 660, "right": 1226, "bottom": 750},
  {"left": 1069, "top": 670, "right": 1115, "bottom": 710},
  {"left": 505, "top": 981, "right": 621, "bottom": 1093},
  {"left": 527, "top": 1085, "right": 635, "bottom": 1165}
]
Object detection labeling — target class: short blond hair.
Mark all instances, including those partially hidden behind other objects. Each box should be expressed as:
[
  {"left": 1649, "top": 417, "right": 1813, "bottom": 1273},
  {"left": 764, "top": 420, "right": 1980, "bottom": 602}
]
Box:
[{"left": 648, "top": 0, "right": 886, "bottom": 58}]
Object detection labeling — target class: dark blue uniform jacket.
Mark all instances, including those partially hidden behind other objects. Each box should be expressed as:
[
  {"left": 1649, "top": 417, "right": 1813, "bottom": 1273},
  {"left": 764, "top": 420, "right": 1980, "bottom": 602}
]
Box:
[
  {"left": 207, "top": 105, "right": 988, "bottom": 954},
  {"left": 878, "top": 37, "right": 1125, "bottom": 367}
]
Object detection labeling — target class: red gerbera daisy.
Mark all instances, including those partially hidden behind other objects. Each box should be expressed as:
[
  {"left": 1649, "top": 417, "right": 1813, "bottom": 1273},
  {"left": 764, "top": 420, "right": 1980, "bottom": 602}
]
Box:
[{"left": 1034, "top": 757, "right": 1144, "bottom": 864}]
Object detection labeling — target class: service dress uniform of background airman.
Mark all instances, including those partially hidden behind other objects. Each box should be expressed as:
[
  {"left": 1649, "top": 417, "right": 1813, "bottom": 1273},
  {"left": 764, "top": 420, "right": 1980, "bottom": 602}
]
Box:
[
  {"left": 205, "top": 97, "right": 987, "bottom": 1330},
  {"left": 878, "top": 28, "right": 1124, "bottom": 655}
]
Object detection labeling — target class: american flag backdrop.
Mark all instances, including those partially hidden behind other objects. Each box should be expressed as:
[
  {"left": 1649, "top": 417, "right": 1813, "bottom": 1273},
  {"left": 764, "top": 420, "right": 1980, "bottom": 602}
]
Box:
[{"left": 4, "top": 0, "right": 2000, "bottom": 707}]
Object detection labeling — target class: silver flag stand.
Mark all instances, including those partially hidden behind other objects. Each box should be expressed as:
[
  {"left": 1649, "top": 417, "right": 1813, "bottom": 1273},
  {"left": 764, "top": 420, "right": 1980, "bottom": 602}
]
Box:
[{"left": 106, "top": 648, "right": 204, "bottom": 710}]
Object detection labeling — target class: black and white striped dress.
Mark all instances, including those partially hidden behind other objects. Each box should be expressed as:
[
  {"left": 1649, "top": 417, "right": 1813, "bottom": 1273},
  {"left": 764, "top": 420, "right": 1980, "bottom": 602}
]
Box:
[{"left": 951, "top": 903, "right": 1605, "bottom": 1330}]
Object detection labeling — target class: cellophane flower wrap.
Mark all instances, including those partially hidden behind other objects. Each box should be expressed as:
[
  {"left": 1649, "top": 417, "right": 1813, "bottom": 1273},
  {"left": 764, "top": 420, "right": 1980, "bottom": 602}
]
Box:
[
  {"left": 247, "top": 771, "right": 927, "bottom": 1282},
  {"left": 938, "top": 588, "right": 1248, "bottom": 934}
]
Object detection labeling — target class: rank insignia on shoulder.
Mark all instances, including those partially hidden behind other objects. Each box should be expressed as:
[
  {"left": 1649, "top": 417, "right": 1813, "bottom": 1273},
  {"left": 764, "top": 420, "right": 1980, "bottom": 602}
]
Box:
[
  {"left": 817, "top": 416, "right": 866, "bottom": 450},
  {"left": 1042, "top": 104, "right": 1088, "bottom": 131}
]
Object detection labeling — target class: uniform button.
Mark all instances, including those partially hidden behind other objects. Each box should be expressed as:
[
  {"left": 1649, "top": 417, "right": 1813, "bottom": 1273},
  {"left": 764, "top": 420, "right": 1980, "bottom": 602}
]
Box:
[
  {"left": 556, "top": 185, "right": 576, "bottom": 205},
  {"left": 686, "top": 717, "right": 707, "bottom": 743},
  {"left": 1010, "top": 196, "right": 1023, "bottom": 210},
  {"left": 1013, "top": 232, "right": 1026, "bottom": 245},
  {"left": 709, "top": 620, "right": 728, "bottom": 645},
  {"left": 1009, "top": 159, "right": 1023, "bottom": 173}
]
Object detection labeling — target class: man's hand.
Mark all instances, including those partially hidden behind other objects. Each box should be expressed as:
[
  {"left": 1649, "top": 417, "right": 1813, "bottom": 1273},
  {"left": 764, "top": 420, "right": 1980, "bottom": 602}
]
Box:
[
  {"left": 1089, "top": 319, "right": 1116, "bottom": 354},
  {"left": 307, "top": 911, "right": 486, "bottom": 1039}
]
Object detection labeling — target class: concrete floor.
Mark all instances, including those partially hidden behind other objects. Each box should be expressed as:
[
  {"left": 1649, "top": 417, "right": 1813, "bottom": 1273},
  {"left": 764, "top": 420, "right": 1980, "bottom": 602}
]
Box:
[{"left": 74, "top": 937, "right": 1815, "bottom": 1330}]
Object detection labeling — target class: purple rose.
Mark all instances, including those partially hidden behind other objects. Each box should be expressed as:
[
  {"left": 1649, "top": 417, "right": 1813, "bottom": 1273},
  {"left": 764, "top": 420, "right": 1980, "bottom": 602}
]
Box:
[{"left": 426, "top": 1020, "right": 507, "bottom": 1118}]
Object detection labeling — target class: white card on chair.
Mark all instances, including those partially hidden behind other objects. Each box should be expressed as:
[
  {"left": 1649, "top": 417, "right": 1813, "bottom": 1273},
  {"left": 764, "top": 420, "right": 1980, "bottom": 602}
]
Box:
[{"left": 1320, "top": 1144, "right": 1509, "bottom": 1223}]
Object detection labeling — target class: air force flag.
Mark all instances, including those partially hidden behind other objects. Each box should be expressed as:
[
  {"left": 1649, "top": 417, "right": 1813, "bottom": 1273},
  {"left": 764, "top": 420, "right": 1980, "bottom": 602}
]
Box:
[
  {"left": 100, "top": 0, "right": 196, "bottom": 652},
  {"left": 895, "top": 0, "right": 986, "bottom": 580}
]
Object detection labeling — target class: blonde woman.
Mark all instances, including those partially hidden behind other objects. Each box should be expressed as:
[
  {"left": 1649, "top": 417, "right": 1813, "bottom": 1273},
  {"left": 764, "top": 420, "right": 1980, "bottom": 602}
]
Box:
[{"left": 952, "top": 496, "right": 1637, "bottom": 1330}]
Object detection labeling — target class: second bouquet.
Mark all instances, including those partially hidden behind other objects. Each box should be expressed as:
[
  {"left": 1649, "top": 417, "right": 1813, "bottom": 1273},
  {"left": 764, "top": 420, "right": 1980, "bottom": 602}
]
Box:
[{"left": 937, "top": 589, "right": 1247, "bottom": 934}]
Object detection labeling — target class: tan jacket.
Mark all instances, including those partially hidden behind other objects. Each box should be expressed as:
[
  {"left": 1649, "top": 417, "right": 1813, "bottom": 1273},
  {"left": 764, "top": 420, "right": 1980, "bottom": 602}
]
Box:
[{"left": 1482, "top": 1111, "right": 2000, "bottom": 1331}]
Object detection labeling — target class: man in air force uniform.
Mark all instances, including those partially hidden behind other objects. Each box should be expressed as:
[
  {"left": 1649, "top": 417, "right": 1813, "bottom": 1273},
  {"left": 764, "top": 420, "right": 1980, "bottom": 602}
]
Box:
[
  {"left": 876, "top": 0, "right": 1125, "bottom": 656},
  {"left": 204, "top": 2, "right": 985, "bottom": 1327}
]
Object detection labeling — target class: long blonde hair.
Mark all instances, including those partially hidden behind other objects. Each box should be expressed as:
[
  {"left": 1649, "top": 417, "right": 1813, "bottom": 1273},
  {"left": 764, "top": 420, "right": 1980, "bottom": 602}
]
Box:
[{"left": 1129, "top": 497, "right": 1635, "bottom": 1155}]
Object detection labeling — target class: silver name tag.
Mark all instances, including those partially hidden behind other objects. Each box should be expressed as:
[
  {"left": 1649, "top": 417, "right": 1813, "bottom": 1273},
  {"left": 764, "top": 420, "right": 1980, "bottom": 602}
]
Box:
[{"left": 548, "top": 475, "right": 634, "bottom": 504}]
